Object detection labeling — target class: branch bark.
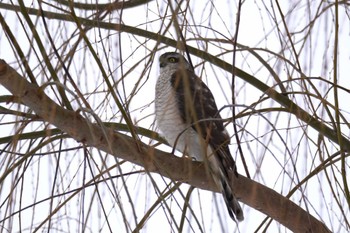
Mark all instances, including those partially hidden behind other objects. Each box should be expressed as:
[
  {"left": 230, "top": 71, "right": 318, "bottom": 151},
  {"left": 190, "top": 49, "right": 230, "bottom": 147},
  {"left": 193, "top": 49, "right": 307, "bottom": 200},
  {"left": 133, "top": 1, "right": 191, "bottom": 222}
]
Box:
[
  {"left": 0, "top": 60, "right": 331, "bottom": 233},
  {"left": 1, "top": 2, "right": 349, "bottom": 151}
]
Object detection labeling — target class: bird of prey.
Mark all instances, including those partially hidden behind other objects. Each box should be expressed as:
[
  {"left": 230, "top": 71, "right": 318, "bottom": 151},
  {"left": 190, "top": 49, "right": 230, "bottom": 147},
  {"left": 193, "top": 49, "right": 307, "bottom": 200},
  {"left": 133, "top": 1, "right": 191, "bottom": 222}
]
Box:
[{"left": 155, "top": 52, "right": 244, "bottom": 222}]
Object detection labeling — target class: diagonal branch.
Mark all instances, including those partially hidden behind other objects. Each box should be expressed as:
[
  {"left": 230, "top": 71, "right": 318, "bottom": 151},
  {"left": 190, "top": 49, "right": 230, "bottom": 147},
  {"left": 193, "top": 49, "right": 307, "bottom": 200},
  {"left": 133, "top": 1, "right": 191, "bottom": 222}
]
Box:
[
  {"left": 0, "top": 60, "right": 331, "bottom": 233},
  {"left": 1, "top": 2, "right": 349, "bottom": 151}
]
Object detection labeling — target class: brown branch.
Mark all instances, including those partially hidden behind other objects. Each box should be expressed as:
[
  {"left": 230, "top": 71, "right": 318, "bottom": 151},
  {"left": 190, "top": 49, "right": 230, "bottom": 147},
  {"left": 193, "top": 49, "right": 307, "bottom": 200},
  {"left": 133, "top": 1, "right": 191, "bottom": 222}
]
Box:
[
  {"left": 0, "top": 60, "right": 331, "bottom": 233},
  {"left": 55, "top": 0, "right": 154, "bottom": 11},
  {"left": 1, "top": 2, "right": 349, "bottom": 152}
]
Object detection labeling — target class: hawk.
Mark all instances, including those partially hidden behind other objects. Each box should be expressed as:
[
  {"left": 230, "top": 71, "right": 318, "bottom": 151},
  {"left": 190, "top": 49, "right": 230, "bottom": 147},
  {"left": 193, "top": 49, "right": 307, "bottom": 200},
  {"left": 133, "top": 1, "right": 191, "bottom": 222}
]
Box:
[{"left": 155, "top": 52, "right": 244, "bottom": 222}]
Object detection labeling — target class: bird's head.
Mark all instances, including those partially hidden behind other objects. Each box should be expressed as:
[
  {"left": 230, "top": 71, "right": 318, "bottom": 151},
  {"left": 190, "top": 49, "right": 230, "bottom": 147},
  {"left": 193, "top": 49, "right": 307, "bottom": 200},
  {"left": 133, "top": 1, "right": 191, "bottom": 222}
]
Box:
[{"left": 159, "top": 52, "right": 193, "bottom": 72}]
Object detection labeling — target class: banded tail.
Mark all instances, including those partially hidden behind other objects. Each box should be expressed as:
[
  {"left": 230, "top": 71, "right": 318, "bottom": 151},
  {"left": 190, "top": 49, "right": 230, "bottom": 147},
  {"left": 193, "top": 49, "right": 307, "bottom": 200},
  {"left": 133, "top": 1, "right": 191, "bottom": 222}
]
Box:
[
  {"left": 219, "top": 172, "right": 244, "bottom": 221},
  {"left": 209, "top": 154, "right": 244, "bottom": 222}
]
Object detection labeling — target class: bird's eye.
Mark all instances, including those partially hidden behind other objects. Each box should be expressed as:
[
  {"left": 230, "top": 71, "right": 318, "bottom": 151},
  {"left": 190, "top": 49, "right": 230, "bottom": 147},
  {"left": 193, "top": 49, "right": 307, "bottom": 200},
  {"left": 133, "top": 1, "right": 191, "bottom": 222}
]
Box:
[{"left": 168, "top": 57, "right": 178, "bottom": 63}]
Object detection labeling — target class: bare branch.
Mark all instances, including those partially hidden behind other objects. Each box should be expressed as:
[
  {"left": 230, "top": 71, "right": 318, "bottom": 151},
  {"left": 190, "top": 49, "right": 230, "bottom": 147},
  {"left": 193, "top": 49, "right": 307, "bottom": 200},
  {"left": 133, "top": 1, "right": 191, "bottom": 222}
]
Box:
[{"left": 0, "top": 59, "right": 331, "bottom": 233}]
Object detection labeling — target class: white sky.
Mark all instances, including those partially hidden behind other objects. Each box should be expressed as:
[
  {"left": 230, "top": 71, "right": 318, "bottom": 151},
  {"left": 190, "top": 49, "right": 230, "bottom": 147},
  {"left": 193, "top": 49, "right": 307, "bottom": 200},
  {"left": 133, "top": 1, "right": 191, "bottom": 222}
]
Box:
[{"left": 0, "top": 1, "right": 349, "bottom": 232}]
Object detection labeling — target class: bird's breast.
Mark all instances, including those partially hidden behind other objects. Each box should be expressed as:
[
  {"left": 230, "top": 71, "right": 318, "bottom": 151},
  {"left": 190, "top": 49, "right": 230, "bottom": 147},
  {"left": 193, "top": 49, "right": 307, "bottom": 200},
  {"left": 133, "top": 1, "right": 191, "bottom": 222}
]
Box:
[{"left": 155, "top": 74, "right": 208, "bottom": 161}]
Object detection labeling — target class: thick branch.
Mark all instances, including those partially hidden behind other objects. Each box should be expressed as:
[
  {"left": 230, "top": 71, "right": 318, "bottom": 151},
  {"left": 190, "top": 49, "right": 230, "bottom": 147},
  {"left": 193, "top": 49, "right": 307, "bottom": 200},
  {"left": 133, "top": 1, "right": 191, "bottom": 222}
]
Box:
[
  {"left": 0, "top": 60, "right": 331, "bottom": 233},
  {"left": 0, "top": 2, "right": 349, "bottom": 151}
]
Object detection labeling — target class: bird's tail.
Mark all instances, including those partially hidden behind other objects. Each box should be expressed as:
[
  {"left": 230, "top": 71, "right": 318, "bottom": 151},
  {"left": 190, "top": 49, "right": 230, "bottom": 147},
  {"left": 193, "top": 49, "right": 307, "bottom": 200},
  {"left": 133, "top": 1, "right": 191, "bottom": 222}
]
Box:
[
  {"left": 209, "top": 157, "right": 244, "bottom": 222},
  {"left": 219, "top": 173, "right": 244, "bottom": 222}
]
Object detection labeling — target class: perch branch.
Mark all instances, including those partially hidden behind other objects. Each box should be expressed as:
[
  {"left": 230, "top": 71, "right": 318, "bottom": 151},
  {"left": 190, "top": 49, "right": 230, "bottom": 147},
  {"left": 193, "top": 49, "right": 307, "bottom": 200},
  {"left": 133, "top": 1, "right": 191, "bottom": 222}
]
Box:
[{"left": 0, "top": 60, "right": 331, "bottom": 233}]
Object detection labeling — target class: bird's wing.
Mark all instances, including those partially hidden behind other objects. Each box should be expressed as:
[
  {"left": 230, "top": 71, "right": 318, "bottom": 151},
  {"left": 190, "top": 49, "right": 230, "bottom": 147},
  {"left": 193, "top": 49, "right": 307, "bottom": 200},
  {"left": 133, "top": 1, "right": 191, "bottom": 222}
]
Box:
[
  {"left": 170, "top": 68, "right": 236, "bottom": 174},
  {"left": 171, "top": 68, "right": 244, "bottom": 221}
]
